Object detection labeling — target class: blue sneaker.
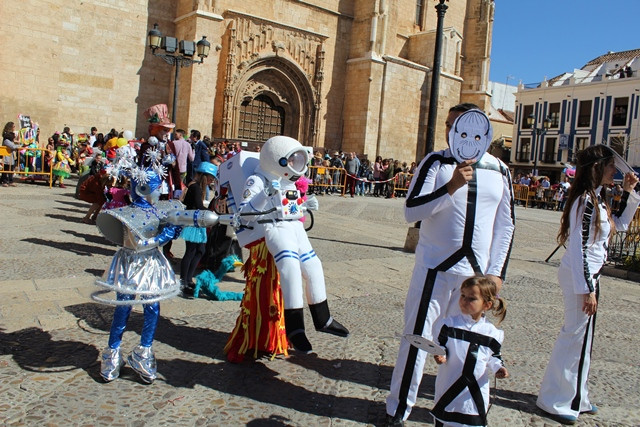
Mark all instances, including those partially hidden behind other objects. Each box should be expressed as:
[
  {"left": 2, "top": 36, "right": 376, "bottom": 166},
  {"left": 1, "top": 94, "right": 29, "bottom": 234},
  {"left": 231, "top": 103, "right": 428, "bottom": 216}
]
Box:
[{"left": 581, "top": 404, "right": 598, "bottom": 415}]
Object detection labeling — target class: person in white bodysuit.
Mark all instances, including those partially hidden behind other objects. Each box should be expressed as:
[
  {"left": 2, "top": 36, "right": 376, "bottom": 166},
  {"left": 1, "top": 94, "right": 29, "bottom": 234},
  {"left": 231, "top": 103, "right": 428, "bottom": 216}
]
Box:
[
  {"left": 237, "top": 135, "right": 349, "bottom": 352},
  {"left": 536, "top": 145, "right": 640, "bottom": 425},
  {"left": 385, "top": 105, "right": 515, "bottom": 425}
]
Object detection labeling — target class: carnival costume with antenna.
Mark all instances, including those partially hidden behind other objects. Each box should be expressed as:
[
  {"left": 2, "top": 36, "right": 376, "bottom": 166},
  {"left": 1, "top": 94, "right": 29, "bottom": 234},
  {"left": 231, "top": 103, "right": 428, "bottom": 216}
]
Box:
[
  {"left": 92, "top": 150, "right": 223, "bottom": 383},
  {"left": 223, "top": 136, "right": 348, "bottom": 358},
  {"left": 386, "top": 109, "right": 515, "bottom": 423}
]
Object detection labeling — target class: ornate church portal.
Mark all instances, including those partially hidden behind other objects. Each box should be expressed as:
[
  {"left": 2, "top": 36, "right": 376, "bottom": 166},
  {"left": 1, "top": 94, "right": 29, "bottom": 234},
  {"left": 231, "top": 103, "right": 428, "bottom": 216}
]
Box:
[{"left": 217, "top": 14, "right": 325, "bottom": 147}]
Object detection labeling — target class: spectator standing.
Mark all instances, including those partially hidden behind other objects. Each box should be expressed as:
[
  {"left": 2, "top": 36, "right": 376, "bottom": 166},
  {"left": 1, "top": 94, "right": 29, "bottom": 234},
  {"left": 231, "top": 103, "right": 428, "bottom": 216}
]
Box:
[
  {"left": 344, "top": 152, "right": 360, "bottom": 197},
  {"left": 171, "top": 129, "right": 194, "bottom": 184},
  {"left": 373, "top": 155, "right": 385, "bottom": 197},
  {"left": 88, "top": 127, "right": 98, "bottom": 147},
  {"left": 188, "top": 129, "right": 210, "bottom": 183},
  {"left": 1, "top": 122, "right": 19, "bottom": 187},
  {"left": 329, "top": 151, "right": 344, "bottom": 194}
]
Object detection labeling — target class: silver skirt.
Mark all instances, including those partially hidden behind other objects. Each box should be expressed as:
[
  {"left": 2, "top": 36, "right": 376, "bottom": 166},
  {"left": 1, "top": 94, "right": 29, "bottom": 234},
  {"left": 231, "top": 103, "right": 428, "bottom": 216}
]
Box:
[{"left": 92, "top": 247, "right": 180, "bottom": 305}]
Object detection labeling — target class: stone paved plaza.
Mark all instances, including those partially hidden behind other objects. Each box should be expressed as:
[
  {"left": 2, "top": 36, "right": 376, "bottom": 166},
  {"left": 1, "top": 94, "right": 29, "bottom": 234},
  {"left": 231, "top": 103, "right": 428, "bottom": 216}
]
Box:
[{"left": 1, "top": 178, "right": 639, "bottom": 426}]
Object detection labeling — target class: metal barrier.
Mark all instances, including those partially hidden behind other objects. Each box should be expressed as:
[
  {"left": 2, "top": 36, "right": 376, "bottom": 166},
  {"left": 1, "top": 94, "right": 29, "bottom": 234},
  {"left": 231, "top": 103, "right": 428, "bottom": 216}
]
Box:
[
  {"left": 392, "top": 172, "right": 414, "bottom": 196},
  {"left": 0, "top": 146, "right": 53, "bottom": 187},
  {"left": 308, "top": 166, "right": 346, "bottom": 195},
  {"left": 608, "top": 207, "right": 640, "bottom": 266}
]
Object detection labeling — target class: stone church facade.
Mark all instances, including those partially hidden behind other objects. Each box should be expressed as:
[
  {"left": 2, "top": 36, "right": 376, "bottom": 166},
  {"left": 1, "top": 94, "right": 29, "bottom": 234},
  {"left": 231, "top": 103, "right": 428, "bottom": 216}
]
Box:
[{"left": 1, "top": 0, "right": 493, "bottom": 162}]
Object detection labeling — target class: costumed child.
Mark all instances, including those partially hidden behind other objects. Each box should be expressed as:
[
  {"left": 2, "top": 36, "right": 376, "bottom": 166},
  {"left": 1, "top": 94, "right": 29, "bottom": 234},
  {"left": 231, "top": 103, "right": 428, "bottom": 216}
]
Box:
[
  {"left": 431, "top": 276, "right": 508, "bottom": 427},
  {"left": 92, "top": 149, "right": 224, "bottom": 384},
  {"left": 51, "top": 141, "right": 75, "bottom": 188},
  {"left": 103, "top": 176, "right": 131, "bottom": 210},
  {"left": 180, "top": 161, "right": 219, "bottom": 296},
  {"left": 78, "top": 168, "right": 109, "bottom": 224}
]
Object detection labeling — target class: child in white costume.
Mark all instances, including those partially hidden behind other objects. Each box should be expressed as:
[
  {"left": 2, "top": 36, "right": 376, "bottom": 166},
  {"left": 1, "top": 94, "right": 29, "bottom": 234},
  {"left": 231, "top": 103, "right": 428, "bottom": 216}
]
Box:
[
  {"left": 537, "top": 145, "right": 640, "bottom": 425},
  {"left": 432, "top": 276, "right": 508, "bottom": 427}
]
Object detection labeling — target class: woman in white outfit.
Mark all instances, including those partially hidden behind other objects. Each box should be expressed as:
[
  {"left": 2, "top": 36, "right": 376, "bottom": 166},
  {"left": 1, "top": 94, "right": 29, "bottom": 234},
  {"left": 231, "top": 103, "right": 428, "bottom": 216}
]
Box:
[{"left": 537, "top": 144, "right": 640, "bottom": 425}]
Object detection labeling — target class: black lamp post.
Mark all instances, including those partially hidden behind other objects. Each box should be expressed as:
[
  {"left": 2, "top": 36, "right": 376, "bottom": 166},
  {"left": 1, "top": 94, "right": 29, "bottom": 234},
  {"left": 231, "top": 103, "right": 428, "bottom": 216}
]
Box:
[
  {"left": 147, "top": 23, "right": 211, "bottom": 124},
  {"left": 425, "top": 0, "right": 449, "bottom": 155},
  {"left": 527, "top": 113, "right": 551, "bottom": 176}
]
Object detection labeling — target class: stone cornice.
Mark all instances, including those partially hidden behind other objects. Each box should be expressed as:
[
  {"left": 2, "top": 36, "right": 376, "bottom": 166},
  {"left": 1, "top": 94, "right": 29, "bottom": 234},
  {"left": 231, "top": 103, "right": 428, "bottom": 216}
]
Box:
[
  {"left": 174, "top": 10, "right": 224, "bottom": 24},
  {"left": 225, "top": 10, "right": 328, "bottom": 40}
]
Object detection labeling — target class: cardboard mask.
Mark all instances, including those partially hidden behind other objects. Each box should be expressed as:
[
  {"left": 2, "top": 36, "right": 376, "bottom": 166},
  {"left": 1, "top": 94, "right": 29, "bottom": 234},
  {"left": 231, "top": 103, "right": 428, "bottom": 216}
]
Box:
[{"left": 449, "top": 109, "right": 493, "bottom": 163}]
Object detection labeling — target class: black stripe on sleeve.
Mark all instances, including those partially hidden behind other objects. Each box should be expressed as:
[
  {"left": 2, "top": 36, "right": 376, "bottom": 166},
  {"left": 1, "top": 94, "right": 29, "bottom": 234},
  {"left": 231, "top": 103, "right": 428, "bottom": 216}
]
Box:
[
  {"left": 581, "top": 197, "right": 595, "bottom": 293},
  {"left": 406, "top": 154, "right": 455, "bottom": 208}
]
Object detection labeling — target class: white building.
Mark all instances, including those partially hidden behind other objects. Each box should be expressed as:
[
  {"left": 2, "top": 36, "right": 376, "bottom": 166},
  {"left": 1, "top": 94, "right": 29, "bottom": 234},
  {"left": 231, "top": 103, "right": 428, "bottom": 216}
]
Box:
[{"left": 511, "top": 49, "right": 640, "bottom": 182}]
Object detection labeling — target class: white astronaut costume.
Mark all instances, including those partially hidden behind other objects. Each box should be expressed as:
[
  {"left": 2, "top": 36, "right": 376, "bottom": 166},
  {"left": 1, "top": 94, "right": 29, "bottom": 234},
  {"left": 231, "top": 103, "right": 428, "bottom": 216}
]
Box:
[
  {"left": 537, "top": 186, "right": 640, "bottom": 418},
  {"left": 432, "top": 314, "right": 504, "bottom": 427},
  {"left": 236, "top": 135, "right": 349, "bottom": 352},
  {"left": 386, "top": 109, "right": 515, "bottom": 422}
]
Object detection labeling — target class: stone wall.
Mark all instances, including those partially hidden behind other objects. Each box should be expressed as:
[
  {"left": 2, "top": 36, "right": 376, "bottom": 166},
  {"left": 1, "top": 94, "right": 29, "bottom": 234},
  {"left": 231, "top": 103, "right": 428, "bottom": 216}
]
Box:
[{"left": 0, "top": 0, "right": 493, "bottom": 164}]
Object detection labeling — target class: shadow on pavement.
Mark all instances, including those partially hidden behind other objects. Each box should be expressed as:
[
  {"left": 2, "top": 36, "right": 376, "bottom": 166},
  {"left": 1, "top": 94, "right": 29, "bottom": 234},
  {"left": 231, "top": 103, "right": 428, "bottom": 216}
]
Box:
[
  {"left": 61, "top": 229, "right": 113, "bottom": 246},
  {"left": 55, "top": 199, "right": 88, "bottom": 209},
  {"left": 65, "top": 303, "right": 229, "bottom": 360},
  {"left": 54, "top": 207, "right": 86, "bottom": 215},
  {"left": 309, "top": 236, "right": 405, "bottom": 252},
  {"left": 0, "top": 327, "right": 99, "bottom": 378},
  {"left": 45, "top": 213, "right": 84, "bottom": 224},
  {"left": 63, "top": 302, "right": 431, "bottom": 424},
  {"left": 21, "top": 237, "right": 114, "bottom": 257}
]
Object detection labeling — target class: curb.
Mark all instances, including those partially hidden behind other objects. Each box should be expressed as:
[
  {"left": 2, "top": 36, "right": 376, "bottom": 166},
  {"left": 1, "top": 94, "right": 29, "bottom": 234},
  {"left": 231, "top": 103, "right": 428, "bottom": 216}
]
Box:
[{"left": 601, "top": 265, "right": 640, "bottom": 283}]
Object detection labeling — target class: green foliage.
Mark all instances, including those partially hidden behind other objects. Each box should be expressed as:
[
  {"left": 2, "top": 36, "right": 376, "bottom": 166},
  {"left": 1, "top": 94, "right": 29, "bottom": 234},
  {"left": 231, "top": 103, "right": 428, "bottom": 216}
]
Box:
[{"left": 622, "top": 255, "right": 640, "bottom": 272}]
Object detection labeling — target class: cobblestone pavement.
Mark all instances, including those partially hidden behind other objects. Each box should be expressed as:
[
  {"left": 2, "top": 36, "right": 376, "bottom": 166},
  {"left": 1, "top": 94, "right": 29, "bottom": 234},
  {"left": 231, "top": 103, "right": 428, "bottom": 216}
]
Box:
[{"left": 1, "top": 178, "right": 639, "bottom": 426}]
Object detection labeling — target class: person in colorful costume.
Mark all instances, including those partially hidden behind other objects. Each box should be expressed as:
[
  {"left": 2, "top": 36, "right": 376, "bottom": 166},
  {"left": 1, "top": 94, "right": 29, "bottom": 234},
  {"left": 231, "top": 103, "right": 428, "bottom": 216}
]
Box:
[
  {"left": 93, "top": 150, "right": 221, "bottom": 383},
  {"left": 52, "top": 141, "right": 75, "bottom": 188},
  {"left": 224, "top": 136, "right": 348, "bottom": 361}
]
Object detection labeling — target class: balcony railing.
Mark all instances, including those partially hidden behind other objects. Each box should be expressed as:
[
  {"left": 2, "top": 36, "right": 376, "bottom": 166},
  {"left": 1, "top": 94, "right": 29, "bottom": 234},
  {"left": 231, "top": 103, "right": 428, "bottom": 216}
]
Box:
[
  {"left": 516, "top": 151, "right": 531, "bottom": 162},
  {"left": 541, "top": 152, "right": 558, "bottom": 163}
]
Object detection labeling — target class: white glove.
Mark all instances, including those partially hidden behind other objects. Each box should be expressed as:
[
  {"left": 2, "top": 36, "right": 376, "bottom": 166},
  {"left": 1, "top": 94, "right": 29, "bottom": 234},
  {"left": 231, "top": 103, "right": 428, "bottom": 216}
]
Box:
[
  {"left": 266, "top": 179, "right": 281, "bottom": 196},
  {"left": 305, "top": 195, "right": 319, "bottom": 211}
]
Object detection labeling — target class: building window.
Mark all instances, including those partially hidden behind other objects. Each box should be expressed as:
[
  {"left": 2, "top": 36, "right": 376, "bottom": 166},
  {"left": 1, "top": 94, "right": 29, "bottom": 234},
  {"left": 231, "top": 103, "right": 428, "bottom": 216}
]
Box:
[
  {"left": 415, "top": 0, "right": 424, "bottom": 27},
  {"left": 571, "top": 136, "right": 589, "bottom": 162},
  {"left": 577, "top": 100, "right": 592, "bottom": 128},
  {"left": 521, "top": 105, "right": 534, "bottom": 129},
  {"left": 609, "top": 134, "right": 626, "bottom": 157},
  {"left": 238, "top": 95, "right": 285, "bottom": 142},
  {"left": 548, "top": 103, "right": 560, "bottom": 128},
  {"left": 517, "top": 137, "right": 531, "bottom": 162},
  {"left": 611, "top": 97, "right": 629, "bottom": 127},
  {"left": 542, "top": 137, "right": 557, "bottom": 163}
]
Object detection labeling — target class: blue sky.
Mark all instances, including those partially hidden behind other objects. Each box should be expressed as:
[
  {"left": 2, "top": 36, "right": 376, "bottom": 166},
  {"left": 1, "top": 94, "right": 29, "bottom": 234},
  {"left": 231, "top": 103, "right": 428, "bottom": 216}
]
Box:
[{"left": 489, "top": 1, "right": 640, "bottom": 86}]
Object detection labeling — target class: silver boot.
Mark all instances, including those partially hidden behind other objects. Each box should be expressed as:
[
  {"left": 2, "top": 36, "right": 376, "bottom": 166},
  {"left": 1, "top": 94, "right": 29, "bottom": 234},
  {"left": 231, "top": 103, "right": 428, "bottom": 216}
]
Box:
[
  {"left": 127, "top": 345, "right": 157, "bottom": 384},
  {"left": 100, "top": 347, "right": 125, "bottom": 382}
]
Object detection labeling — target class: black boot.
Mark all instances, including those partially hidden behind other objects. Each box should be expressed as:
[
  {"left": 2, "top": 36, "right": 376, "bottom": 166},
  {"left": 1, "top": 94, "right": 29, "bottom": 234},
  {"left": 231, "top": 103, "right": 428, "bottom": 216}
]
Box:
[
  {"left": 309, "top": 300, "right": 349, "bottom": 337},
  {"left": 284, "top": 309, "right": 312, "bottom": 353}
]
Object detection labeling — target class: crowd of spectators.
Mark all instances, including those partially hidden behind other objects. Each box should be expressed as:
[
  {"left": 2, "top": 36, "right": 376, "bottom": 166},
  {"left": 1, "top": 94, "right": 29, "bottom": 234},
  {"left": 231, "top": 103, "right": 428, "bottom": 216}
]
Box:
[{"left": 307, "top": 149, "right": 416, "bottom": 199}]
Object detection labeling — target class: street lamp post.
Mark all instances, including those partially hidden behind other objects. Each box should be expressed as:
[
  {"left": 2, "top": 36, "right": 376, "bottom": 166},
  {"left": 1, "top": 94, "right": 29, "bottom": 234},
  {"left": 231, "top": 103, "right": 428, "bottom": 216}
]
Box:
[
  {"left": 424, "top": 0, "right": 449, "bottom": 155},
  {"left": 527, "top": 113, "right": 551, "bottom": 176},
  {"left": 147, "top": 23, "right": 211, "bottom": 124}
]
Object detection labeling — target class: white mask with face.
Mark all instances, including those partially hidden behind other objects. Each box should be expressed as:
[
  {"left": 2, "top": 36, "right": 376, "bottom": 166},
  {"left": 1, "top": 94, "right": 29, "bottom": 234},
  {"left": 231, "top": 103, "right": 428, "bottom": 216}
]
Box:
[{"left": 448, "top": 109, "right": 493, "bottom": 163}]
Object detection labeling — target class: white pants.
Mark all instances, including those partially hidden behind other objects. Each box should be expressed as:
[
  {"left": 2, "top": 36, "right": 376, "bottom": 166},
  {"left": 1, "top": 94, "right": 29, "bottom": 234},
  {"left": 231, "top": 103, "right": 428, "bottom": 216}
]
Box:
[
  {"left": 537, "top": 265, "right": 596, "bottom": 417},
  {"left": 387, "top": 266, "right": 466, "bottom": 421},
  {"left": 263, "top": 221, "right": 327, "bottom": 309}
]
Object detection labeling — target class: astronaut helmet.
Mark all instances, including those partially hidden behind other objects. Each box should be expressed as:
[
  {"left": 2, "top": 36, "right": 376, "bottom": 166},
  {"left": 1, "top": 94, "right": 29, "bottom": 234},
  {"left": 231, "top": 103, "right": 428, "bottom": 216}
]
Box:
[
  {"left": 448, "top": 109, "right": 493, "bottom": 163},
  {"left": 259, "top": 135, "right": 309, "bottom": 181},
  {"left": 130, "top": 169, "right": 163, "bottom": 205}
]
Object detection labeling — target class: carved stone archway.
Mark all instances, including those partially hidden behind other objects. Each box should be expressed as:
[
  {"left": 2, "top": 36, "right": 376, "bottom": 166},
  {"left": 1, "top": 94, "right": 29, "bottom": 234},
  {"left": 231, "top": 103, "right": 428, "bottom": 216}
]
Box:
[{"left": 219, "top": 12, "right": 326, "bottom": 146}]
